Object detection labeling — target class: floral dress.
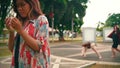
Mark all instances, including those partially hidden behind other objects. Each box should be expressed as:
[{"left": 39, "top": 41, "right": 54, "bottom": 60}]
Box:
[{"left": 11, "top": 15, "right": 50, "bottom": 68}]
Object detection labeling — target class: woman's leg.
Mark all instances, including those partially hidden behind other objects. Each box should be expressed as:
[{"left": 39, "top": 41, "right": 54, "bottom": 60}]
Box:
[
  {"left": 111, "top": 48, "right": 116, "bottom": 58},
  {"left": 111, "top": 43, "right": 119, "bottom": 58},
  {"left": 115, "top": 48, "right": 120, "bottom": 52},
  {"left": 91, "top": 46, "right": 102, "bottom": 59},
  {"left": 111, "top": 33, "right": 119, "bottom": 57},
  {"left": 81, "top": 47, "right": 87, "bottom": 57}
]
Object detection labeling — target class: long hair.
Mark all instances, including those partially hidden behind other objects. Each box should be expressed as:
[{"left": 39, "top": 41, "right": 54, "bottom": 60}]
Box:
[
  {"left": 13, "top": 0, "right": 43, "bottom": 21},
  {"left": 114, "top": 25, "right": 120, "bottom": 34}
]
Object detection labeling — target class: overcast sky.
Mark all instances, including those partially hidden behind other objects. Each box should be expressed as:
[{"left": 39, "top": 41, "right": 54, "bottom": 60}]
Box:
[{"left": 82, "top": 0, "right": 120, "bottom": 28}]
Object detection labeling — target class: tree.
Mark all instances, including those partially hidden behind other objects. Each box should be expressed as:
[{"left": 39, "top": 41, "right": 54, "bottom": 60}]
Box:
[
  {"left": 96, "top": 21, "right": 105, "bottom": 31},
  {"left": 0, "top": 0, "right": 88, "bottom": 41},
  {"left": 0, "top": 0, "right": 11, "bottom": 34},
  {"left": 105, "top": 13, "right": 120, "bottom": 27},
  {"left": 41, "top": 0, "right": 88, "bottom": 40}
]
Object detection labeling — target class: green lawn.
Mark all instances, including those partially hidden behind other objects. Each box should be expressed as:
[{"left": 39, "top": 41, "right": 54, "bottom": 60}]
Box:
[
  {"left": 0, "top": 46, "right": 12, "bottom": 57},
  {"left": 85, "top": 64, "right": 120, "bottom": 68}
]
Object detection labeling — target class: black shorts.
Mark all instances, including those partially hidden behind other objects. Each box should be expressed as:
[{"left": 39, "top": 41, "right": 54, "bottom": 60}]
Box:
[
  {"left": 112, "top": 33, "right": 119, "bottom": 48},
  {"left": 112, "top": 43, "right": 119, "bottom": 48}
]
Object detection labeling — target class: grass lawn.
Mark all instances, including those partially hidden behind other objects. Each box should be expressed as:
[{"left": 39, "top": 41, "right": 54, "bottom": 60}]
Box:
[
  {"left": 0, "top": 45, "right": 12, "bottom": 57},
  {"left": 85, "top": 64, "right": 120, "bottom": 68}
]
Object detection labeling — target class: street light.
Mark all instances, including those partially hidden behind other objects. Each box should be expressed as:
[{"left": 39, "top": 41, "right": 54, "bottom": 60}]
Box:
[{"left": 49, "top": 11, "right": 54, "bottom": 42}]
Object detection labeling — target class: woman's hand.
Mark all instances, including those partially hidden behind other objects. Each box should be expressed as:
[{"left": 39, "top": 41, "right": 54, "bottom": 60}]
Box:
[
  {"left": 5, "top": 17, "right": 15, "bottom": 32},
  {"left": 10, "top": 18, "right": 23, "bottom": 33}
]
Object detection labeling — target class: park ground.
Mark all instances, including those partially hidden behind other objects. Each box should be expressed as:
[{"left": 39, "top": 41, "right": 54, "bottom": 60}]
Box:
[{"left": 0, "top": 36, "right": 120, "bottom": 68}]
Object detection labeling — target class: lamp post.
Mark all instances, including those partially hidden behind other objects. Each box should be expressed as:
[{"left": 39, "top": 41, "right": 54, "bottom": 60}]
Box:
[
  {"left": 52, "top": 16, "right": 54, "bottom": 42},
  {"left": 71, "top": 6, "right": 74, "bottom": 41},
  {"left": 49, "top": 11, "right": 54, "bottom": 42},
  {"left": 71, "top": 17, "right": 74, "bottom": 40},
  {"left": 68, "top": 0, "right": 74, "bottom": 41}
]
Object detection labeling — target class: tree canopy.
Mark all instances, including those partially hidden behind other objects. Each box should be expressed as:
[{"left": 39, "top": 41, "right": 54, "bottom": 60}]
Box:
[
  {"left": 0, "top": 0, "right": 88, "bottom": 38},
  {"left": 41, "top": 0, "right": 88, "bottom": 40},
  {"left": 0, "top": 0, "right": 11, "bottom": 34},
  {"left": 105, "top": 13, "right": 120, "bottom": 27},
  {"left": 41, "top": 0, "right": 88, "bottom": 31}
]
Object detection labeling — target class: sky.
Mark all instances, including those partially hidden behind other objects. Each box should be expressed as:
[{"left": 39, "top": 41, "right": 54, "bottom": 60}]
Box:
[{"left": 82, "top": 0, "right": 120, "bottom": 28}]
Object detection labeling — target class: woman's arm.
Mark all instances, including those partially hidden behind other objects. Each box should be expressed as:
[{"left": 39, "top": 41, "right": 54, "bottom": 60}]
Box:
[
  {"left": 5, "top": 18, "right": 15, "bottom": 52},
  {"left": 10, "top": 18, "right": 40, "bottom": 51},
  {"left": 19, "top": 30, "right": 39, "bottom": 51}
]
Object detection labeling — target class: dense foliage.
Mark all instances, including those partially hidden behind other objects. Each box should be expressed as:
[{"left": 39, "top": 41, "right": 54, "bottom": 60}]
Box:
[
  {"left": 105, "top": 13, "right": 120, "bottom": 27},
  {"left": 0, "top": 0, "right": 11, "bottom": 34},
  {"left": 0, "top": 0, "right": 88, "bottom": 40},
  {"left": 41, "top": 0, "right": 88, "bottom": 40}
]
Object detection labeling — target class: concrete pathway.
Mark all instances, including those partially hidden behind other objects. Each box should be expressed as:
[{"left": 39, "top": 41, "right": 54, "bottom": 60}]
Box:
[{"left": 0, "top": 42, "right": 120, "bottom": 68}]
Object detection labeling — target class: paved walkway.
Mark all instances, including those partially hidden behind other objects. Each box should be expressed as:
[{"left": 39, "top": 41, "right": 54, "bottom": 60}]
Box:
[
  {"left": 50, "top": 42, "right": 120, "bottom": 68},
  {"left": 0, "top": 42, "right": 120, "bottom": 68}
]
